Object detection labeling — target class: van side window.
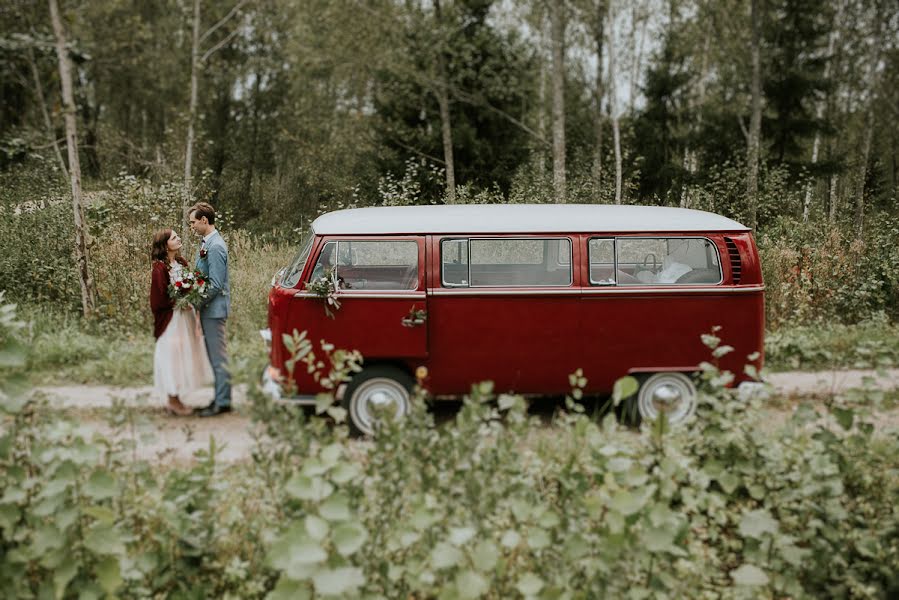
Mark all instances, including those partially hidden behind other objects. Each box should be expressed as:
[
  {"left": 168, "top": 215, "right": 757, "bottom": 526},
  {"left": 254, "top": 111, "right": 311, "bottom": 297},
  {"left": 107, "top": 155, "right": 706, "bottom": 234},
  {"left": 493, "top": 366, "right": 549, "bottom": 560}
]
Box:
[
  {"left": 441, "top": 238, "right": 572, "bottom": 287},
  {"left": 309, "top": 240, "right": 419, "bottom": 290},
  {"left": 615, "top": 238, "right": 722, "bottom": 285},
  {"left": 441, "top": 239, "right": 469, "bottom": 286},
  {"left": 588, "top": 238, "right": 616, "bottom": 285}
]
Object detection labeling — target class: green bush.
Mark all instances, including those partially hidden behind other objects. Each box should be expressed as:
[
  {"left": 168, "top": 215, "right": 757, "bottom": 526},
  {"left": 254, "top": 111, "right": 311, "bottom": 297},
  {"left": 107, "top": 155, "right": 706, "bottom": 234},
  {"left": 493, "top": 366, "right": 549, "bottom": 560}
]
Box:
[{"left": 2, "top": 307, "right": 898, "bottom": 598}]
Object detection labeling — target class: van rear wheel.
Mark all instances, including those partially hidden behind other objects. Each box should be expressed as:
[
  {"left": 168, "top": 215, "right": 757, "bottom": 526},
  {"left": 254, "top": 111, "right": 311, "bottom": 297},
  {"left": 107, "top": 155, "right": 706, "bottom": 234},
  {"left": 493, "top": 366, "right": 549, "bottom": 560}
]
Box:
[
  {"left": 342, "top": 366, "right": 414, "bottom": 437},
  {"left": 635, "top": 372, "right": 697, "bottom": 425}
]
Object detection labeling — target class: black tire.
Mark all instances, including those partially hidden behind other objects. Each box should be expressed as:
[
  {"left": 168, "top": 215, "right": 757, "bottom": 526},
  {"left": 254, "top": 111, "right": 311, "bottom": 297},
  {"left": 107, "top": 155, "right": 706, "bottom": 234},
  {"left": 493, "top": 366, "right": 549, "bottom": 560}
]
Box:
[{"left": 342, "top": 366, "right": 414, "bottom": 437}]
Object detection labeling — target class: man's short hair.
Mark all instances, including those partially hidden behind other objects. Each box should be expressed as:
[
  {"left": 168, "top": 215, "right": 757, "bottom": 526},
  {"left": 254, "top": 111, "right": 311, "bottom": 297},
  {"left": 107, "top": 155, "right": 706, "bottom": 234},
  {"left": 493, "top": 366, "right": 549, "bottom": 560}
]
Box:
[{"left": 190, "top": 202, "right": 216, "bottom": 225}]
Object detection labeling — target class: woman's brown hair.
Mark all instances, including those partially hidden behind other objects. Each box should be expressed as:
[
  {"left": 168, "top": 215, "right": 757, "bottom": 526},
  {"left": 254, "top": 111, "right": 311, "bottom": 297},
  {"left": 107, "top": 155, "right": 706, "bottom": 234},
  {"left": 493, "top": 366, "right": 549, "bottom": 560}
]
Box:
[{"left": 151, "top": 228, "right": 186, "bottom": 264}]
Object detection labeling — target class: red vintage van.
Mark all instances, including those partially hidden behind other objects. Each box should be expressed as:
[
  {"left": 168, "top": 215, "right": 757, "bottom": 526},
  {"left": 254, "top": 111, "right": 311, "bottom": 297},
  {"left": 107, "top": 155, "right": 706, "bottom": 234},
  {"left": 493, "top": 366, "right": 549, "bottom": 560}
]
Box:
[{"left": 263, "top": 204, "right": 764, "bottom": 435}]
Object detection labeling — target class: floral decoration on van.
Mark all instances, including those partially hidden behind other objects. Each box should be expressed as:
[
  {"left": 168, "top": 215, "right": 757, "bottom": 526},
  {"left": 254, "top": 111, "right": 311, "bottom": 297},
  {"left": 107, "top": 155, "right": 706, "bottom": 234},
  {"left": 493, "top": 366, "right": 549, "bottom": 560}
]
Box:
[{"left": 305, "top": 267, "right": 342, "bottom": 318}]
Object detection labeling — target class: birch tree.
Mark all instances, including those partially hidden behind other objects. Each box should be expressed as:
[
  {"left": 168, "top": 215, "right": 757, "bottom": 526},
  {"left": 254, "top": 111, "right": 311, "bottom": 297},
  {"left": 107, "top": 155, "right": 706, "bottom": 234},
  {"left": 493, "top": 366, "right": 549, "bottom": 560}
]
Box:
[
  {"left": 745, "top": 0, "right": 762, "bottom": 230},
  {"left": 854, "top": 2, "right": 884, "bottom": 238},
  {"left": 549, "top": 0, "right": 567, "bottom": 203},
  {"left": 803, "top": 0, "right": 843, "bottom": 222},
  {"left": 607, "top": 0, "right": 623, "bottom": 204},
  {"left": 433, "top": 0, "right": 456, "bottom": 204},
  {"left": 49, "top": 0, "right": 96, "bottom": 317},
  {"left": 183, "top": 0, "right": 249, "bottom": 230}
]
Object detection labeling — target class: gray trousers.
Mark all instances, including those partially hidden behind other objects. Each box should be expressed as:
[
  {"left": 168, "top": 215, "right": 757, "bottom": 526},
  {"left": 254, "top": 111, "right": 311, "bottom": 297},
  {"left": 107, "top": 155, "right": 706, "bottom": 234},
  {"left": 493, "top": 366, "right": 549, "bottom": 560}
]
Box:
[{"left": 200, "top": 316, "right": 231, "bottom": 407}]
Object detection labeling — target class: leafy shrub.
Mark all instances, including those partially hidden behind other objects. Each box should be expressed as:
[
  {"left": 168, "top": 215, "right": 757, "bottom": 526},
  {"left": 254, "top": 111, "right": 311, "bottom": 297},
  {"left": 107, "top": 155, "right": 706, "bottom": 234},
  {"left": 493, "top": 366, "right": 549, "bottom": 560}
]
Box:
[
  {"left": 760, "top": 216, "right": 899, "bottom": 326},
  {"left": 3, "top": 312, "right": 899, "bottom": 598},
  {"left": 766, "top": 314, "right": 899, "bottom": 371}
]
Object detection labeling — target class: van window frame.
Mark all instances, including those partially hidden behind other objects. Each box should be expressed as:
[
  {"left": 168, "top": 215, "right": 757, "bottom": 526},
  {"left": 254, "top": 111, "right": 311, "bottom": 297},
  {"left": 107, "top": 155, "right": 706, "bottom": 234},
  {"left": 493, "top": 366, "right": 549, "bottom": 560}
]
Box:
[
  {"left": 587, "top": 237, "right": 617, "bottom": 286},
  {"left": 307, "top": 237, "right": 422, "bottom": 291},
  {"left": 587, "top": 235, "right": 724, "bottom": 287},
  {"left": 440, "top": 236, "right": 574, "bottom": 288}
]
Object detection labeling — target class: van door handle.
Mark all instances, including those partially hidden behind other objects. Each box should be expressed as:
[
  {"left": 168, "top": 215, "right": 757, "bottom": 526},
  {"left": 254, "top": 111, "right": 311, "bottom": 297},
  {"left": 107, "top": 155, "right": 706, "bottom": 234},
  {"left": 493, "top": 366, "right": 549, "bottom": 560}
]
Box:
[{"left": 401, "top": 316, "right": 426, "bottom": 327}]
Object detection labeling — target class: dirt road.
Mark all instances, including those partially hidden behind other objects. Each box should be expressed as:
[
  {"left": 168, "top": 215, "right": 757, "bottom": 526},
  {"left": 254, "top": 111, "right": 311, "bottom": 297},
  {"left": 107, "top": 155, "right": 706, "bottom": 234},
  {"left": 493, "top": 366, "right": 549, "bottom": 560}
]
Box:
[{"left": 28, "top": 368, "right": 899, "bottom": 463}]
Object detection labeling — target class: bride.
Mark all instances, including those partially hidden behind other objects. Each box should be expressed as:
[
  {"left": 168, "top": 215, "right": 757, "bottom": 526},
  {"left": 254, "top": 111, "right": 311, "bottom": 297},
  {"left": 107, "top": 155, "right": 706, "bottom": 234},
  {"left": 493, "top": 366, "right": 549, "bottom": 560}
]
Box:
[{"left": 149, "top": 229, "right": 213, "bottom": 416}]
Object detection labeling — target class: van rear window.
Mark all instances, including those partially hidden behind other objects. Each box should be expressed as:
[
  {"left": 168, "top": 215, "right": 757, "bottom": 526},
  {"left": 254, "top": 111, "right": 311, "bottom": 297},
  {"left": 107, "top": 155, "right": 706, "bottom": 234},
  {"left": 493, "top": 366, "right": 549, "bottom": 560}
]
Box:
[
  {"left": 589, "top": 237, "right": 722, "bottom": 285},
  {"left": 441, "top": 238, "right": 572, "bottom": 287}
]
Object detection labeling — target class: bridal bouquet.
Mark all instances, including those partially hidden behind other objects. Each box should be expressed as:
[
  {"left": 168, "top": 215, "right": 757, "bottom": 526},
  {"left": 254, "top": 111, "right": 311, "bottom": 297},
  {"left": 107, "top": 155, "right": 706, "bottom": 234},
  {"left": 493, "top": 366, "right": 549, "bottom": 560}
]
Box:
[{"left": 169, "top": 267, "right": 208, "bottom": 309}]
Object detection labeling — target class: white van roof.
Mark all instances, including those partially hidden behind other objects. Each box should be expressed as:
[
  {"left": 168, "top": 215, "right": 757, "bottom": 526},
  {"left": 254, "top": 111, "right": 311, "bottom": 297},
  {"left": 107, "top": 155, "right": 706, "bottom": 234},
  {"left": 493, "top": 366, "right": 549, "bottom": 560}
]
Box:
[{"left": 311, "top": 204, "right": 750, "bottom": 235}]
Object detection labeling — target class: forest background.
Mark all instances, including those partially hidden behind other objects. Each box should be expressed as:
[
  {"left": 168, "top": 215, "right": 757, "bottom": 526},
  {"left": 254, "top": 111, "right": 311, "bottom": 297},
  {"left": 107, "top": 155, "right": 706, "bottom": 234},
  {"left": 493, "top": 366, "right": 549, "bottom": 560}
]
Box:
[
  {"left": 1, "top": 0, "right": 899, "bottom": 378},
  {"left": 2, "top": 2, "right": 899, "bottom": 597}
]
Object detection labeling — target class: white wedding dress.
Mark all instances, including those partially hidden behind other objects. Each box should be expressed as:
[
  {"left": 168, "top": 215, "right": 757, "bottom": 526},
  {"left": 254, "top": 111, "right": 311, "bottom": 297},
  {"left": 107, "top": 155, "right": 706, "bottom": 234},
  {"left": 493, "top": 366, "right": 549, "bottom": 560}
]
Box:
[{"left": 153, "top": 262, "right": 214, "bottom": 399}]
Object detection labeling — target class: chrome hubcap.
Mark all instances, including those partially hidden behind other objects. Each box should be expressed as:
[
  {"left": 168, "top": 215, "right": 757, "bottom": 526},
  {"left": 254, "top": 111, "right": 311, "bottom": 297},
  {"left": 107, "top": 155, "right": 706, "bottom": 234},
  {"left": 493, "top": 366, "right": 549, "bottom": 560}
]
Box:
[
  {"left": 637, "top": 373, "right": 696, "bottom": 424},
  {"left": 351, "top": 378, "right": 409, "bottom": 435}
]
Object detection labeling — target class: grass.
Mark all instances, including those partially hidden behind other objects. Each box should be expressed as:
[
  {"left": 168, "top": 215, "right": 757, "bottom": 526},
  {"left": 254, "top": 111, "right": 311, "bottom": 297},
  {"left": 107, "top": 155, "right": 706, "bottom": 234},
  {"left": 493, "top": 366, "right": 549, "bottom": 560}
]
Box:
[{"left": 23, "top": 232, "right": 292, "bottom": 387}]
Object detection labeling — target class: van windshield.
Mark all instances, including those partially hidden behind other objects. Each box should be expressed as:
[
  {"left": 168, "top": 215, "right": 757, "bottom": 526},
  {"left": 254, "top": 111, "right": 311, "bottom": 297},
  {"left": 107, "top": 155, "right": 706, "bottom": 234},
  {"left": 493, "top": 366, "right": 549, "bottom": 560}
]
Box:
[{"left": 281, "top": 231, "right": 314, "bottom": 288}]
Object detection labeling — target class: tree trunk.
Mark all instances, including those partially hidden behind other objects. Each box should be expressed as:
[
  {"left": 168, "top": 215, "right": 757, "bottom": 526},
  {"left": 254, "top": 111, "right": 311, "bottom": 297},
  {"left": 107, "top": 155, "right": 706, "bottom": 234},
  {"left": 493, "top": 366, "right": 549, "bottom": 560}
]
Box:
[
  {"left": 607, "top": 0, "right": 622, "bottom": 204},
  {"left": 549, "top": 0, "right": 566, "bottom": 203},
  {"left": 855, "top": 109, "right": 874, "bottom": 239},
  {"left": 681, "top": 16, "right": 710, "bottom": 208},
  {"left": 854, "top": 3, "right": 884, "bottom": 239},
  {"left": 434, "top": 0, "right": 456, "bottom": 204},
  {"left": 803, "top": 0, "right": 842, "bottom": 222},
  {"left": 183, "top": 0, "right": 201, "bottom": 230},
  {"left": 628, "top": 0, "right": 648, "bottom": 115},
  {"left": 49, "top": 0, "right": 96, "bottom": 318},
  {"left": 746, "top": 0, "right": 762, "bottom": 230},
  {"left": 26, "top": 44, "right": 68, "bottom": 180},
  {"left": 436, "top": 86, "right": 455, "bottom": 204},
  {"left": 592, "top": 0, "right": 605, "bottom": 197},
  {"left": 536, "top": 28, "right": 547, "bottom": 184}
]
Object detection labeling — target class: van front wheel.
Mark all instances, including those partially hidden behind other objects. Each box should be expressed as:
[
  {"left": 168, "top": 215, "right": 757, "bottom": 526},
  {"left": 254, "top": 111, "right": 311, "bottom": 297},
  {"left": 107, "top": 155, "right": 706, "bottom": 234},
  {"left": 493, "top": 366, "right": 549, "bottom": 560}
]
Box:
[
  {"left": 636, "top": 372, "right": 697, "bottom": 425},
  {"left": 342, "top": 366, "right": 414, "bottom": 436}
]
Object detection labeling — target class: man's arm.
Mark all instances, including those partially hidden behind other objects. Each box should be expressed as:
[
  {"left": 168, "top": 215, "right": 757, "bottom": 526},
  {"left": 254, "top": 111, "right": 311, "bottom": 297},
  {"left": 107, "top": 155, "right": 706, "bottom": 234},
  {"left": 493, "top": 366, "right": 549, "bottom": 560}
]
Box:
[{"left": 200, "top": 244, "right": 228, "bottom": 307}]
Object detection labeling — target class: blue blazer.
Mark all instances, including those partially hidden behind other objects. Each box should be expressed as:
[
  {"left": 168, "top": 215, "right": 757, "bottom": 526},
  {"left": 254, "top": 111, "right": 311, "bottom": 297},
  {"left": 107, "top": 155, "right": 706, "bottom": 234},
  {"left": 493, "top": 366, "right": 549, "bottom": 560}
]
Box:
[{"left": 195, "top": 230, "right": 231, "bottom": 319}]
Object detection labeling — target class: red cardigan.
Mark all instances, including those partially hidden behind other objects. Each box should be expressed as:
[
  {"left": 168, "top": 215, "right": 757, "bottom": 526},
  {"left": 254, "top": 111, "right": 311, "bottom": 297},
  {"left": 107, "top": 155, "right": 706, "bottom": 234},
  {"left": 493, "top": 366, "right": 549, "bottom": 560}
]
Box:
[{"left": 150, "top": 258, "right": 187, "bottom": 339}]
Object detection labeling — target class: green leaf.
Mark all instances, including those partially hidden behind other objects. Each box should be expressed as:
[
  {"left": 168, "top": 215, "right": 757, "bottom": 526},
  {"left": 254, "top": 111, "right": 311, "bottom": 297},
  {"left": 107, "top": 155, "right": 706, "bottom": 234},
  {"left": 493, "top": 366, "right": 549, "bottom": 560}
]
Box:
[
  {"left": 431, "top": 542, "right": 463, "bottom": 569},
  {"left": 83, "top": 506, "right": 116, "bottom": 525},
  {"left": 717, "top": 472, "right": 740, "bottom": 494},
  {"left": 455, "top": 570, "right": 488, "bottom": 599},
  {"left": 0, "top": 503, "right": 19, "bottom": 530},
  {"left": 500, "top": 530, "right": 520, "bottom": 548},
  {"left": 516, "top": 573, "right": 544, "bottom": 596},
  {"left": 731, "top": 563, "right": 769, "bottom": 586},
  {"left": 53, "top": 556, "right": 78, "bottom": 599},
  {"left": 85, "top": 469, "right": 118, "bottom": 501},
  {"left": 526, "top": 527, "right": 550, "bottom": 550},
  {"left": 333, "top": 522, "right": 368, "bottom": 557},
  {"left": 95, "top": 556, "right": 122, "bottom": 594},
  {"left": 267, "top": 524, "right": 327, "bottom": 577},
  {"left": 312, "top": 567, "right": 365, "bottom": 596},
  {"left": 318, "top": 493, "right": 351, "bottom": 521},
  {"left": 285, "top": 474, "right": 333, "bottom": 502},
  {"left": 470, "top": 540, "right": 499, "bottom": 571},
  {"left": 304, "top": 515, "right": 329, "bottom": 541},
  {"left": 612, "top": 376, "right": 639, "bottom": 406},
  {"left": 33, "top": 524, "right": 64, "bottom": 555},
  {"left": 267, "top": 576, "right": 311, "bottom": 600},
  {"left": 83, "top": 524, "right": 127, "bottom": 557},
  {"left": 738, "top": 509, "right": 779, "bottom": 540},
  {"left": 449, "top": 526, "right": 476, "bottom": 546},
  {"left": 832, "top": 406, "right": 854, "bottom": 430},
  {"left": 330, "top": 463, "right": 359, "bottom": 484},
  {"left": 609, "top": 490, "right": 646, "bottom": 516}
]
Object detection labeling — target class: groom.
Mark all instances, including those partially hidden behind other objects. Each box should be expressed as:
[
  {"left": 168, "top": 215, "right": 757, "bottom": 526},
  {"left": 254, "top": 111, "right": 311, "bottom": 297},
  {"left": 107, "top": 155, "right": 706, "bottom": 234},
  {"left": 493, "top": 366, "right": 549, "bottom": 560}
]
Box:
[{"left": 189, "top": 202, "right": 232, "bottom": 416}]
